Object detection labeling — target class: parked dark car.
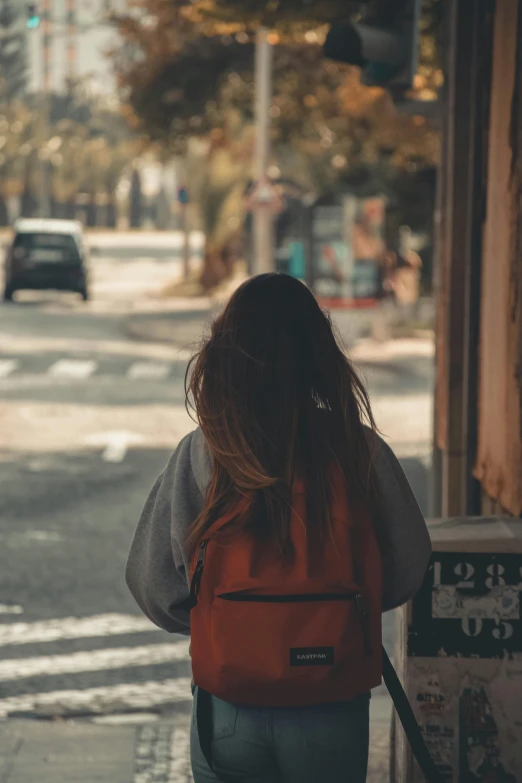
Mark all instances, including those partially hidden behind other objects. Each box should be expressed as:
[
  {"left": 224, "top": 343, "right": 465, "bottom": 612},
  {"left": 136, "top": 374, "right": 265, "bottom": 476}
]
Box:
[{"left": 3, "top": 219, "right": 90, "bottom": 302}]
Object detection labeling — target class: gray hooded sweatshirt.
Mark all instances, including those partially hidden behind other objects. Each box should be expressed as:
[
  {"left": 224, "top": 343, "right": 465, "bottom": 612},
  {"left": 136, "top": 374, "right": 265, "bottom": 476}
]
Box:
[{"left": 126, "top": 426, "right": 432, "bottom": 636}]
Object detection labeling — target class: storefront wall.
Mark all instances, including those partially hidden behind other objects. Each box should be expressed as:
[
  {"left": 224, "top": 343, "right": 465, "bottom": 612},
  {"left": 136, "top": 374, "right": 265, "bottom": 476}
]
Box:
[{"left": 474, "top": 0, "right": 522, "bottom": 517}]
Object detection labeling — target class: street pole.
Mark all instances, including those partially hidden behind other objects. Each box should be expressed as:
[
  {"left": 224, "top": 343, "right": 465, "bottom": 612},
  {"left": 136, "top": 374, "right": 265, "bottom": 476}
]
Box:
[
  {"left": 342, "top": 195, "right": 357, "bottom": 301},
  {"left": 65, "top": 0, "right": 77, "bottom": 83},
  {"left": 181, "top": 198, "right": 190, "bottom": 279},
  {"left": 37, "top": 0, "right": 52, "bottom": 218},
  {"left": 253, "top": 26, "right": 273, "bottom": 275},
  {"left": 177, "top": 157, "right": 190, "bottom": 279}
]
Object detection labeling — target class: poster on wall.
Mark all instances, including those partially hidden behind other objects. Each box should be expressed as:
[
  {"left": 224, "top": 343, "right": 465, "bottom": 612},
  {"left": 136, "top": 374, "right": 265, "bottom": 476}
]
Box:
[
  {"left": 405, "top": 552, "right": 522, "bottom": 783},
  {"left": 311, "top": 196, "right": 386, "bottom": 305},
  {"left": 408, "top": 660, "right": 521, "bottom": 783}
]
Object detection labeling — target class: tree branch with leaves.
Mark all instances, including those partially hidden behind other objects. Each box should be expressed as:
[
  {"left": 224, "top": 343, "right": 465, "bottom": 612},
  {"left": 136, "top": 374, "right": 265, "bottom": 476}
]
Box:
[{"left": 111, "top": 0, "right": 441, "bottom": 289}]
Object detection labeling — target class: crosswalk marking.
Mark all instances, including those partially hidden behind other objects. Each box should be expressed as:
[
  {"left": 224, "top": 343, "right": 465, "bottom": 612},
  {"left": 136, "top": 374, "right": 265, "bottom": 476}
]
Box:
[
  {"left": 0, "top": 359, "right": 18, "bottom": 378},
  {"left": 0, "top": 609, "right": 193, "bottom": 720},
  {"left": 0, "top": 356, "right": 187, "bottom": 380},
  {"left": 127, "top": 361, "right": 171, "bottom": 380},
  {"left": 0, "top": 641, "right": 190, "bottom": 681},
  {"left": 0, "top": 676, "right": 193, "bottom": 717},
  {"left": 0, "top": 613, "right": 159, "bottom": 647},
  {"left": 48, "top": 359, "right": 97, "bottom": 378},
  {"left": 0, "top": 604, "right": 23, "bottom": 615}
]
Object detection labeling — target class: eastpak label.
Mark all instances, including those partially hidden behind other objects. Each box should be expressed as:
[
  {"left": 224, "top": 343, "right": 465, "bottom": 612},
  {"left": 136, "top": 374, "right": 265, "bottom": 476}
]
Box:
[{"left": 290, "top": 647, "right": 334, "bottom": 666}]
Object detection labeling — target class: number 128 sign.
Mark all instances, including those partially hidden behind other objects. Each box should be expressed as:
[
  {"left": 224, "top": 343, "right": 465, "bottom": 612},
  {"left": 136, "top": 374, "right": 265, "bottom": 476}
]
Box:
[{"left": 408, "top": 553, "right": 522, "bottom": 658}]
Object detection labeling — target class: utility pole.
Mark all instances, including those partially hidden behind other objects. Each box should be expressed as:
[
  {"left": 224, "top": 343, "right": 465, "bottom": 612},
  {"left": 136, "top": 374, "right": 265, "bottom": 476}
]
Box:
[
  {"left": 65, "top": 0, "right": 77, "bottom": 82},
  {"left": 253, "top": 26, "right": 274, "bottom": 275},
  {"left": 38, "top": 0, "right": 52, "bottom": 217},
  {"left": 178, "top": 183, "right": 190, "bottom": 280}
]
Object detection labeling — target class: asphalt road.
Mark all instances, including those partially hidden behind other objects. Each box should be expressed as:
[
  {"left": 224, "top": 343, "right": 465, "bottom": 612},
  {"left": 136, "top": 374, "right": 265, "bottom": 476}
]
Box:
[{"left": 0, "top": 246, "right": 434, "bottom": 722}]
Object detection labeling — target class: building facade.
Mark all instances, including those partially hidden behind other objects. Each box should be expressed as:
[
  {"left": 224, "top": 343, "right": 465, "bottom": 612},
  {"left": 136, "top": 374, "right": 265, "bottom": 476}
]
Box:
[
  {"left": 434, "top": 0, "right": 522, "bottom": 520},
  {"left": 27, "top": 0, "right": 128, "bottom": 95}
]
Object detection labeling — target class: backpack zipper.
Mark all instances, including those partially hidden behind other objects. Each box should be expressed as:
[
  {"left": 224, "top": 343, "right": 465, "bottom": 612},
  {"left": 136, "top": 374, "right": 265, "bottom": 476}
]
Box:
[
  {"left": 218, "top": 592, "right": 357, "bottom": 602},
  {"left": 187, "top": 540, "right": 208, "bottom": 609},
  {"left": 189, "top": 548, "right": 372, "bottom": 655}
]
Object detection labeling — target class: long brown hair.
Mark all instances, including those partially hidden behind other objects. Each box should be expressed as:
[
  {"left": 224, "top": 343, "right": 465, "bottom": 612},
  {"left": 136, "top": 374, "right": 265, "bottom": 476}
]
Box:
[{"left": 185, "top": 273, "right": 378, "bottom": 557}]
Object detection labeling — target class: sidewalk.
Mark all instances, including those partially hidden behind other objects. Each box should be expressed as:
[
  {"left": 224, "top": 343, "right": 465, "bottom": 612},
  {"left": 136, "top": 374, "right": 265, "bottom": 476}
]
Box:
[
  {"left": 124, "top": 300, "right": 434, "bottom": 359},
  {"left": 0, "top": 694, "right": 392, "bottom": 782}
]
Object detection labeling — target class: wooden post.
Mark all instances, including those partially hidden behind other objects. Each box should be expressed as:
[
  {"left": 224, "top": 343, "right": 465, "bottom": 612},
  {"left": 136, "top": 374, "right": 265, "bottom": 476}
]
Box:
[{"left": 435, "top": 0, "right": 494, "bottom": 517}]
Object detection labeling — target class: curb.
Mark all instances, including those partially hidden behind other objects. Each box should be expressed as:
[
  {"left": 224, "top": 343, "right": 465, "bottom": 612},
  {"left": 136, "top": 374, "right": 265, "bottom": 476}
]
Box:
[{"left": 123, "top": 310, "right": 213, "bottom": 347}]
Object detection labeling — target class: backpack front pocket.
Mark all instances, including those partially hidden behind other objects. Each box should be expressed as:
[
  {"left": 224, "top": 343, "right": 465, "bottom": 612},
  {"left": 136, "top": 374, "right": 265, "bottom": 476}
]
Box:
[{"left": 210, "top": 589, "right": 368, "bottom": 690}]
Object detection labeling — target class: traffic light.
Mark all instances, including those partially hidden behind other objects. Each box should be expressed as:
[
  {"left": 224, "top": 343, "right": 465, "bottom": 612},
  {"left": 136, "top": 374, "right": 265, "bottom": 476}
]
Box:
[
  {"left": 323, "top": 0, "right": 421, "bottom": 91},
  {"left": 26, "top": 3, "right": 40, "bottom": 29}
]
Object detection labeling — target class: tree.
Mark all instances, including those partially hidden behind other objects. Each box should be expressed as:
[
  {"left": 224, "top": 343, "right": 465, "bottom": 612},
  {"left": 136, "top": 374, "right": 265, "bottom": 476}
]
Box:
[
  {"left": 190, "top": 115, "right": 255, "bottom": 288},
  {"left": 112, "top": 0, "right": 441, "bottom": 288},
  {"left": 0, "top": 100, "right": 36, "bottom": 225},
  {"left": 129, "top": 167, "right": 143, "bottom": 228},
  {"left": 0, "top": 0, "right": 28, "bottom": 101},
  {"left": 198, "top": 0, "right": 359, "bottom": 27},
  {"left": 0, "top": 76, "right": 141, "bottom": 227}
]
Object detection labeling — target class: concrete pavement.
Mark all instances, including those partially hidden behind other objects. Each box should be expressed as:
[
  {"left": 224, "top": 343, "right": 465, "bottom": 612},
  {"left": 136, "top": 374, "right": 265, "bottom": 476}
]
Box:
[
  {"left": 0, "top": 715, "right": 189, "bottom": 783},
  {"left": 0, "top": 697, "right": 392, "bottom": 783}
]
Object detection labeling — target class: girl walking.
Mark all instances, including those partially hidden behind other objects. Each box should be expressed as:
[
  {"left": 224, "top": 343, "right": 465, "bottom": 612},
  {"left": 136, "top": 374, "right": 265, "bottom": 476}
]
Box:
[{"left": 127, "top": 273, "right": 431, "bottom": 783}]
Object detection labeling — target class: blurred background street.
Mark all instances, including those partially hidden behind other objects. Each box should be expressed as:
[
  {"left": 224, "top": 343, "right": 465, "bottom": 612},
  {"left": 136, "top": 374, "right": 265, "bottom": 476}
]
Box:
[
  {"left": 1, "top": 0, "right": 521, "bottom": 780},
  {"left": 0, "top": 0, "right": 440, "bottom": 780}
]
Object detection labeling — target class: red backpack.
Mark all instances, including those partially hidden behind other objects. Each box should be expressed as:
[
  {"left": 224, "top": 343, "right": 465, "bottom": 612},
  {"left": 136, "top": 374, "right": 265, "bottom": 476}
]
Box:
[{"left": 189, "top": 465, "right": 383, "bottom": 708}]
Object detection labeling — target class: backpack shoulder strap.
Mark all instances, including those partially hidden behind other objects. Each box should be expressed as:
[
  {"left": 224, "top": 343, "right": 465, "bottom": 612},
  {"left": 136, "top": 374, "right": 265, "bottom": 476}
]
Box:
[
  {"left": 195, "top": 686, "right": 219, "bottom": 777},
  {"left": 382, "top": 647, "right": 441, "bottom": 783}
]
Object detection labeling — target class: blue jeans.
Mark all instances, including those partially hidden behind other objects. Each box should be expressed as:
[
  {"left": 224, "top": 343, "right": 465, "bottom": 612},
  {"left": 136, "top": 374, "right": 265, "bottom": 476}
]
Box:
[{"left": 190, "top": 688, "right": 370, "bottom": 783}]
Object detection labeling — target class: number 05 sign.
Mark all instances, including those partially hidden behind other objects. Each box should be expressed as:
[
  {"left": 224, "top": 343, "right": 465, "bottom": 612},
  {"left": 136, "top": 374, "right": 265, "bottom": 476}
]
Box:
[{"left": 409, "top": 552, "right": 521, "bottom": 658}]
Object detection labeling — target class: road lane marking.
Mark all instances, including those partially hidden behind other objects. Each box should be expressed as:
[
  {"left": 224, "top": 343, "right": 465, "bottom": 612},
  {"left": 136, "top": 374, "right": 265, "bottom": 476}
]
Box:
[
  {"left": 0, "top": 604, "right": 23, "bottom": 615},
  {"left": 0, "top": 676, "right": 193, "bottom": 717},
  {"left": 0, "top": 359, "right": 18, "bottom": 378},
  {"left": 85, "top": 430, "right": 146, "bottom": 462},
  {"left": 0, "top": 613, "right": 160, "bottom": 647},
  {"left": 0, "top": 641, "right": 190, "bottom": 681},
  {"left": 24, "top": 530, "right": 62, "bottom": 542},
  {"left": 93, "top": 712, "right": 160, "bottom": 725},
  {"left": 48, "top": 359, "right": 97, "bottom": 378},
  {"left": 127, "top": 361, "right": 171, "bottom": 380}
]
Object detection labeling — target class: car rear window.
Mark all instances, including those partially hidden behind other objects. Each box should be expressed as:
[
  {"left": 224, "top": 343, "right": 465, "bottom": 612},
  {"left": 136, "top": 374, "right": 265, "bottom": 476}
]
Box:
[
  {"left": 12, "top": 233, "right": 81, "bottom": 263},
  {"left": 14, "top": 233, "right": 79, "bottom": 251}
]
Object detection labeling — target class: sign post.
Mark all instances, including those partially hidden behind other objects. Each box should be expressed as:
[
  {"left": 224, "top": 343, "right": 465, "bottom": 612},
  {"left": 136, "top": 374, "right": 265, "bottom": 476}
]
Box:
[
  {"left": 178, "top": 186, "right": 190, "bottom": 279},
  {"left": 253, "top": 27, "right": 274, "bottom": 275},
  {"left": 246, "top": 176, "right": 285, "bottom": 276}
]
